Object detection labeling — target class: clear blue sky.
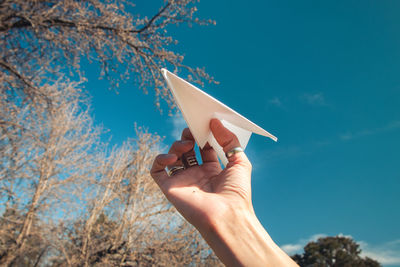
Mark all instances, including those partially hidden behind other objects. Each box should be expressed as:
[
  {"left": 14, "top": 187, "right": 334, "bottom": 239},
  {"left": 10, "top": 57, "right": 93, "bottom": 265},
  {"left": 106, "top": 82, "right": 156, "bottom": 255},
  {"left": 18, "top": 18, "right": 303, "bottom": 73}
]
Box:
[{"left": 87, "top": 1, "right": 400, "bottom": 265}]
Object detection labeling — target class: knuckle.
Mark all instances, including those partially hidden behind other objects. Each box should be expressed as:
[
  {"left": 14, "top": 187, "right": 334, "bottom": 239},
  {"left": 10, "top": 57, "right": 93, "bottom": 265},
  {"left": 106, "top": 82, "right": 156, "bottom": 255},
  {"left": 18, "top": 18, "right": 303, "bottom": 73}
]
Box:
[
  {"left": 172, "top": 140, "right": 181, "bottom": 147},
  {"left": 168, "top": 141, "right": 181, "bottom": 152},
  {"left": 154, "top": 154, "right": 164, "bottom": 163},
  {"left": 222, "top": 136, "right": 240, "bottom": 152},
  {"left": 222, "top": 139, "right": 236, "bottom": 151}
]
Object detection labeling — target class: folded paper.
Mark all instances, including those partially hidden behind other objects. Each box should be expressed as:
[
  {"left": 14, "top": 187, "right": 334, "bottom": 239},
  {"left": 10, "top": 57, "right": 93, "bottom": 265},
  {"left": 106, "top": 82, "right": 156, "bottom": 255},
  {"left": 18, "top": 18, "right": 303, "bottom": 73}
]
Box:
[{"left": 161, "top": 68, "right": 277, "bottom": 166}]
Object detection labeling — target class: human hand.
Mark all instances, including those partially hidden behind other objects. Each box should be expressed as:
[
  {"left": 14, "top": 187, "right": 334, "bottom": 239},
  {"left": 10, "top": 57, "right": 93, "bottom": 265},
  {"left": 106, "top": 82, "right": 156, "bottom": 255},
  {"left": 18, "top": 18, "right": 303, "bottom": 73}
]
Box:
[
  {"left": 150, "top": 118, "right": 253, "bottom": 232},
  {"left": 151, "top": 118, "right": 298, "bottom": 266}
]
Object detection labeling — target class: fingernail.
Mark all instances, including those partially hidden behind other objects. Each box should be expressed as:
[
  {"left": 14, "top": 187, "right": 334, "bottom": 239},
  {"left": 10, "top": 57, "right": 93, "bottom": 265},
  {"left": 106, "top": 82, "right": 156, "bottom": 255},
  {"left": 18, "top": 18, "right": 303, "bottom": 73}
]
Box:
[{"left": 181, "top": 140, "right": 193, "bottom": 145}]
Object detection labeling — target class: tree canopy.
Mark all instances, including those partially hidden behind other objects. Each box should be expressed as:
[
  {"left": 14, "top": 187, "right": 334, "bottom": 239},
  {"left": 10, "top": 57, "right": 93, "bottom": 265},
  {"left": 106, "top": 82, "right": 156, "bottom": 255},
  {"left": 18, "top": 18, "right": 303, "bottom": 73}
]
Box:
[
  {"left": 292, "top": 236, "right": 381, "bottom": 267},
  {"left": 0, "top": 0, "right": 216, "bottom": 111}
]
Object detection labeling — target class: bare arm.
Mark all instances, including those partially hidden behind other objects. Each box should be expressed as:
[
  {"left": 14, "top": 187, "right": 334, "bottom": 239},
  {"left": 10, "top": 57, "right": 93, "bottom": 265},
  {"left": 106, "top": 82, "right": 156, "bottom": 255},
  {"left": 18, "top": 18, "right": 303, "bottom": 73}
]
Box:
[{"left": 150, "top": 119, "right": 298, "bottom": 266}]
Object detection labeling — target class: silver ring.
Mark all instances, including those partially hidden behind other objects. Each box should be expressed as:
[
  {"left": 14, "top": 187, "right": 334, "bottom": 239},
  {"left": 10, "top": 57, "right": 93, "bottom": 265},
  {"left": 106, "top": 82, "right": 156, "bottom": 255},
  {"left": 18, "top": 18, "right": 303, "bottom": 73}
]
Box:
[
  {"left": 225, "top": 147, "right": 244, "bottom": 158},
  {"left": 168, "top": 166, "right": 185, "bottom": 176},
  {"left": 182, "top": 153, "right": 199, "bottom": 168}
]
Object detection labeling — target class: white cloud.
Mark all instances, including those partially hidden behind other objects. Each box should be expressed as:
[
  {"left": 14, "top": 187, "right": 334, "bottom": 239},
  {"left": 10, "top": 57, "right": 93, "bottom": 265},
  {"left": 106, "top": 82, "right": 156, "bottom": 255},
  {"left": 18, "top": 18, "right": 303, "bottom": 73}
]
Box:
[
  {"left": 340, "top": 120, "right": 400, "bottom": 141},
  {"left": 301, "top": 92, "right": 327, "bottom": 106},
  {"left": 169, "top": 112, "right": 187, "bottom": 140},
  {"left": 281, "top": 233, "right": 327, "bottom": 255},
  {"left": 360, "top": 239, "right": 400, "bottom": 266},
  {"left": 280, "top": 243, "right": 304, "bottom": 255},
  {"left": 268, "top": 97, "right": 283, "bottom": 108},
  {"left": 281, "top": 234, "right": 400, "bottom": 266}
]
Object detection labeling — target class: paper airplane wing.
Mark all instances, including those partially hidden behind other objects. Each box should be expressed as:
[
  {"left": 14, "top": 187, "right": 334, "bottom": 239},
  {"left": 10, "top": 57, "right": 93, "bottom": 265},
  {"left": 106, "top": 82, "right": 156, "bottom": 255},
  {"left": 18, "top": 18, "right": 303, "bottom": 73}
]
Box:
[{"left": 161, "top": 68, "right": 277, "bottom": 166}]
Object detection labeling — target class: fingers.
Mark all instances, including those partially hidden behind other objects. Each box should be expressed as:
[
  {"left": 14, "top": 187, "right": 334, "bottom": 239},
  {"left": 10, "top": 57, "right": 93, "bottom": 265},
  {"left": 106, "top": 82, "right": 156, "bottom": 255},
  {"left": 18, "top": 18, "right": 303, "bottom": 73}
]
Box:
[
  {"left": 150, "top": 153, "right": 178, "bottom": 190},
  {"left": 210, "top": 119, "right": 240, "bottom": 152},
  {"left": 199, "top": 142, "right": 219, "bottom": 164},
  {"left": 152, "top": 137, "right": 193, "bottom": 187},
  {"left": 181, "top": 128, "right": 219, "bottom": 164},
  {"left": 167, "top": 139, "right": 194, "bottom": 169},
  {"left": 179, "top": 128, "right": 198, "bottom": 168},
  {"left": 210, "top": 119, "right": 251, "bottom": 167},
  {"left": 181, "top": 127, "right": 194, "bottom": 141}
]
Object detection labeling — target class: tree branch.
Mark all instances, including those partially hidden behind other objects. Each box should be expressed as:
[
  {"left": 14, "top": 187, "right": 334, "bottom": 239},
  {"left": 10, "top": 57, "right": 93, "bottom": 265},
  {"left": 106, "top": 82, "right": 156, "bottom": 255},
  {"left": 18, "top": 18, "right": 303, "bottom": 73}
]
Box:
[{"left": 135, "top": 2, "right": 171, "bottom": 33}]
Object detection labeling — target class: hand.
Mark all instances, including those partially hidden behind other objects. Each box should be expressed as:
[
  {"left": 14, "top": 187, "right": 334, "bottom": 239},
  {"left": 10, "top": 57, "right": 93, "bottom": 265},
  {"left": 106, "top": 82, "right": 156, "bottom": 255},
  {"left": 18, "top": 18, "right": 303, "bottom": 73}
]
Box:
[
  {"left": 151, "top": 119, "right": 298, "bottom": 267},
  {"left": 150, "top": 119, "right": 253, "bottom": 231}
]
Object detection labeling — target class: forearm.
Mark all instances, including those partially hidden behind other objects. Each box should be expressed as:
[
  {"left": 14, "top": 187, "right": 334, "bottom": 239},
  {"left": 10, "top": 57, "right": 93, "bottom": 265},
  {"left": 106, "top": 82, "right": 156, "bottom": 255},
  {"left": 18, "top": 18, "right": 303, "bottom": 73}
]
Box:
[
  {"left": 199, "top": 204, "right": 298, "bottom": 267},
  {"left": 151, "top": 123, "right": 297, "bottom": 266}
]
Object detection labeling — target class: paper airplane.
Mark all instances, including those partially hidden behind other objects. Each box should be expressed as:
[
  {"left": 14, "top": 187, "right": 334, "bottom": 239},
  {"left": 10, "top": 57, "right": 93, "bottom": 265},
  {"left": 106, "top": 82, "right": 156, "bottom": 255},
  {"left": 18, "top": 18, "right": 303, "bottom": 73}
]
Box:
[{"left": 161, "top": 68, "right": 277, "bottom": 166}]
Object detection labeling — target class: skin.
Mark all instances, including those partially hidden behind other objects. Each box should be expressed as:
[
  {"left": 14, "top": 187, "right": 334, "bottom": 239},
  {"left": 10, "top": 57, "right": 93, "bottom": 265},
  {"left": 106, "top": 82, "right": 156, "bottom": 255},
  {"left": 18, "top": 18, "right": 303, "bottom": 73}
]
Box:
[{"left": 151, "top": 119, "right": 298, "bottom": 267}]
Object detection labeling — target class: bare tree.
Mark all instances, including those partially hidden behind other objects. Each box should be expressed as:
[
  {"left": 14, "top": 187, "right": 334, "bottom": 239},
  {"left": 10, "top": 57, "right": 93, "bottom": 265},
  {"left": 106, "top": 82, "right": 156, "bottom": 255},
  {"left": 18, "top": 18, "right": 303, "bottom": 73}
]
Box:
[
  {"left": 1, "top": 1, "right": 222, "bottom": 266},
  {"left": 1, "top": 80, "right": 222, "bottom": 266},
  {"left": 0, "top": 79, "right": 101, "bottom": 265},
  {"left": 49, "top": 128, "right": 219, "bottom": 266},
  {"left": 0, "top": 0, "right": 216, "bottom": 110},
  {"left": 0, "top": 205, "right": 49, "bottom": 266}
]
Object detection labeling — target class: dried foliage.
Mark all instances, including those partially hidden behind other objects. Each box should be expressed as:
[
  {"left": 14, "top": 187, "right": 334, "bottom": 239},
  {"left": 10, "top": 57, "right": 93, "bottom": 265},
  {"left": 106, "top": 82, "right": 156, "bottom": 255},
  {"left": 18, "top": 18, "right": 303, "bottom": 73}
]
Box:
[
  {"left": 0, "top": 0, "right": 216, "bottom": 111},
  {"left": 0, "top": 81, "right": 221, "bottom": 266},
  {"left": 0, "top": 0, "right": 222, "bottom": 266}
]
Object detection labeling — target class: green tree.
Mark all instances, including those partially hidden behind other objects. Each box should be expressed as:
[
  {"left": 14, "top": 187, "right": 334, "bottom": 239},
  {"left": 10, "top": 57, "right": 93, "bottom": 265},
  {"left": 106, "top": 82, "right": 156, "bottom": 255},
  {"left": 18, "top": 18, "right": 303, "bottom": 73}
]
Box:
[{"left": 292, "top": 236, "right": 381, "bottom": 267}]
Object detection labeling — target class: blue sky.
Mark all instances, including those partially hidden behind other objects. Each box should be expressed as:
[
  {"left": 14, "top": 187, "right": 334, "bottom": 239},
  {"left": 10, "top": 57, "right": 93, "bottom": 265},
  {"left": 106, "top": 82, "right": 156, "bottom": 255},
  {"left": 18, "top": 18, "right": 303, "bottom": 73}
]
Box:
[{"left": 86, "top": 1, "right": 400, "bottom": 265}]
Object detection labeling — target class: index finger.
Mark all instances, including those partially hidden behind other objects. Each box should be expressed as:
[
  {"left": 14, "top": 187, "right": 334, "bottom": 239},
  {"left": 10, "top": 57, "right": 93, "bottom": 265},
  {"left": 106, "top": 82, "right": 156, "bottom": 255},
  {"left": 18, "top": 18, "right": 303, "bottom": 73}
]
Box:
[
  {"left": 150, "top": 153, "right": 177, "bottom": 190},
  {"left": 181, "top": 128, "right": 219, "bottom": 164},
  {"left": 210, "top": 119, "right": 251, "bottom": 167}
]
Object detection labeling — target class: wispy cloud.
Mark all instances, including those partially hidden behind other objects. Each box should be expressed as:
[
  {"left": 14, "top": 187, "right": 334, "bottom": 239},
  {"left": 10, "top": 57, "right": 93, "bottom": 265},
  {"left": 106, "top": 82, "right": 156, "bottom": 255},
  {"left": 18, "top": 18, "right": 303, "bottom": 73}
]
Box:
[
  {"left": 264, "top": 144, "right": 304, "bottom": 161},
  {"left": 281, "top": 233, "right": 327, "bottom": 255},
  {"left": 268, "top": 97, "right": 283, "bottom": 108},
  {"left": 281, "top": 233, "right": 400, "bottom": 266},
  {"left": 263, "top": 119, "right": 400, "bottom": 161},
  {"left": 340, "top": 120, "right": 400, "bottom": 141},
  {"left": 169, "top": 112, "right": 187, "bottom": 140},
  {"left": 360, "top": 239, "right": 400, "bottom": 266},
  {"left": 301, "top": 92, "right": 327, "bottom": 106}
]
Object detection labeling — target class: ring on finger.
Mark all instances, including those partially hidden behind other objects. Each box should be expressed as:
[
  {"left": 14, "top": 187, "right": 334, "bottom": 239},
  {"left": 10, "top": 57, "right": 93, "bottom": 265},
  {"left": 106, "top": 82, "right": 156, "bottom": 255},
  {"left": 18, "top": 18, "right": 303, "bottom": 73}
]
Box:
[
  {"left": 182, "top": 153, "right": 199, "bottom": 168},
  {"left": 225, "top": 147, "right": 244, "bottom": 158},
  {"left": 168, "top": 166, "right": 185, "bottom": 176}
]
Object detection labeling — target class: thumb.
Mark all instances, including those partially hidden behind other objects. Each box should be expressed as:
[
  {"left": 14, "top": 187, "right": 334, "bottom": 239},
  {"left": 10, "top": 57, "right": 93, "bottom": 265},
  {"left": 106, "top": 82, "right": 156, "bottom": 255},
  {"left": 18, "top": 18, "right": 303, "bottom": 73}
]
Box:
[{"left": 209, "top": 119, "right": 252, "bottom": 169}]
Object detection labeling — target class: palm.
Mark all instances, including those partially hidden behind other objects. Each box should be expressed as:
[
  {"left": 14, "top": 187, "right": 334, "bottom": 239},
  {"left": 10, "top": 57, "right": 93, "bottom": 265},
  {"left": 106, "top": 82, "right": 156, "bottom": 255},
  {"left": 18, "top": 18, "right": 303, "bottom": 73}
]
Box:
[
  {"left": 151, "top": 121, "right": 252, "bottom": 230},
  {"left": 151, "top": 122, "right": 299, "bottom": 267},
  {"left": 165, "top": 161, "right": 251, "bottom": 228}
]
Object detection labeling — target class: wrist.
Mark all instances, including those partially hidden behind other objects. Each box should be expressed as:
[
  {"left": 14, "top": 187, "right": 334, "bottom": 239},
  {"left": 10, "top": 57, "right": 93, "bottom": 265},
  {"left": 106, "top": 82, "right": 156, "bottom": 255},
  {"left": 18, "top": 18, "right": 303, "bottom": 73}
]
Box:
[
  {"left": 199, "top": 201, "right": 297, "bottom": 267},
  {"left": 210, "top": 204, "right": 273, "bottom": 266}
]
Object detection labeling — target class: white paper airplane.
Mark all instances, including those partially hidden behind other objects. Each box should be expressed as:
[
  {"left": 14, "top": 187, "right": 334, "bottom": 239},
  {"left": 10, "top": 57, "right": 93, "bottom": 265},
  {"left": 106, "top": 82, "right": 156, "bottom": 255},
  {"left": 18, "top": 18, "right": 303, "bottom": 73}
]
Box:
[{"left": 161, "top": 68, "right": 277, "bottom": 166}]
